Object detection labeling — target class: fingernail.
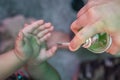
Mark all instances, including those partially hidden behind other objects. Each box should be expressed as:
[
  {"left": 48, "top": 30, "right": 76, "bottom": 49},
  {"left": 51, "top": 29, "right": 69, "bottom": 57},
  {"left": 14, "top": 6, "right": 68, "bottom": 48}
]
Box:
[
  {"left": 69, "top": 40, "right": 78, "bottom": 51},
  {"left": 18, "top": 32, "right": 23, "bottom": 38},
  {"left": 69, "top": 36, "right": 82, "bottom": 51},
  {"left": 49, "top": 26, "right": 54, "bottom": 31},
  {"left": 45, "top": 22, "right": 52, "bottom": 27}
]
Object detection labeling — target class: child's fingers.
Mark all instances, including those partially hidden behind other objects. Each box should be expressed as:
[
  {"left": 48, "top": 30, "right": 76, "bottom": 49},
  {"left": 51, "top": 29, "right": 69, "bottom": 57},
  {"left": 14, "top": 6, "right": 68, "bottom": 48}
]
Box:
[
  {"left": 33, "top": 25, "right": 45, "bottom": 35},
  {"left": 24, "top": 19, "right": 35, "bottom": 27},
  {"left": 22, "top": 20, "right": 44, "bottom": 35},
  {"left": 36, "top": 45, "right": 57, "bottom": 62},
  {"left": 30, "top": 20, "right": 35, "bottom": 24},
  {"left": 46, "top": 45, "right": 58, "bottom": 58},
  {"left": 24, "top": 24, "right": 29, "bottom": 27},
  {"left": 37, "top": 26, "right": 53, "bottom": 38},
  {"left": 38, "top": 33, "right": 51, "bottom": 43},
  {"left": 33, "top": 22, "right": 52, "bottom": 35}
]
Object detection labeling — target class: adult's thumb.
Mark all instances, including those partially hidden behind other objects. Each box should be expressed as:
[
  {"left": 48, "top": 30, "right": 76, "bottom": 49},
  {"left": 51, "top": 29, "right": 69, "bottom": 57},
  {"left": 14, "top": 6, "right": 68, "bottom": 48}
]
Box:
[{"left": 69, "top": 21, "right": 103, "bottom": 51}]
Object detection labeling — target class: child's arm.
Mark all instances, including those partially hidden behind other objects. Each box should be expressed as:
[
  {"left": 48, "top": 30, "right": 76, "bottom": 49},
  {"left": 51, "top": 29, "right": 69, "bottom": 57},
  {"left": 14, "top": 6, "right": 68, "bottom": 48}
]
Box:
[
  {"left": 25, "top": 45, "right": 61, "bottom": 80},
  {"left": 0, "top": 20, "right": 43, "bottom": 79},
  {"left": 0, "top": 20, "right": 60, "bottom": 80},
  {"left": 23, "top": 21, "right": 61, "bottom": 80},
  {"left": 26, "top": 61, "right": 61, "bottom": 80},
  {"left": 0, "top": 50, "right": 26, "bottom": 79}
]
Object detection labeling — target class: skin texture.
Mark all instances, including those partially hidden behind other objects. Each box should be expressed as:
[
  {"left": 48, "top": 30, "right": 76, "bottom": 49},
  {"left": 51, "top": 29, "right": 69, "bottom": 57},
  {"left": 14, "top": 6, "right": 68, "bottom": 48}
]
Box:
[
  {"left": 26, "top": 61, "right": 61, "bottom": 80},
  {"left": 16, "top": 20, "right": 60, "bottom": 80},
  {"left": 14, "top": 20, "right": 57, "bottom": 61},
  {"left": 69, "top": 0, "right": 120, "bottom": 54},
  {"left": 0, "top": 20, "right": 60, "bottom": 80}
]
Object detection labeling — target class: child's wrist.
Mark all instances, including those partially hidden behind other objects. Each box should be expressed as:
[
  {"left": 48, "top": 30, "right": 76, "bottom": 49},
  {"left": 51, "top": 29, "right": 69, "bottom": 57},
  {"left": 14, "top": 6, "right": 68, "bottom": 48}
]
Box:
[
  {"left": 13, "top": 49, "right": 29, "bottom": 64},
  {"left": 26, "top": 59, "right": 47, "bottom": 68}
]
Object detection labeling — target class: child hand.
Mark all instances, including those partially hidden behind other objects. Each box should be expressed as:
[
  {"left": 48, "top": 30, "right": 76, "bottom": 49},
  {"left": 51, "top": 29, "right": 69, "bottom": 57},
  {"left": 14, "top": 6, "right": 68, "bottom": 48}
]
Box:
[{"left": 14, "top": 20, "right": 57, "bottom": 62}]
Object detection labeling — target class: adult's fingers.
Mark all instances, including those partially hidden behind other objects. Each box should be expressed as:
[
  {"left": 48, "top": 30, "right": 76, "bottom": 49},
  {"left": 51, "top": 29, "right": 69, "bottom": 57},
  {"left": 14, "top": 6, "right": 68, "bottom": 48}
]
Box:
[
  {"left": 107, "top": 34, "right": 120, "bottom": 54},
  {"left": 69, "top": 21, "right": 104, "bottom": 51},
  {"left": 77, "top": 0, "right": 107, "bottom": 18},
  {"left": 106, "top": 43, "right": 119, "bottom": 55},
  {"left": 71, "top": 7, "right": 100, "bottom": 34},
  {"left": 71, "top": 14, "right": 89, "bottom": 34},
  {"left": 77, "top": 2, "right": 90, "bottom": 18}
]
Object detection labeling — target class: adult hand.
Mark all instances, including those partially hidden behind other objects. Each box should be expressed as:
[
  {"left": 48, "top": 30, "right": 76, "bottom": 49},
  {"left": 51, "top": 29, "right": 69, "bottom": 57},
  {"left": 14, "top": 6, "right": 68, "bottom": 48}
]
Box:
[{"left": 69, "top": 0, "right": 120, "bottom": 54}]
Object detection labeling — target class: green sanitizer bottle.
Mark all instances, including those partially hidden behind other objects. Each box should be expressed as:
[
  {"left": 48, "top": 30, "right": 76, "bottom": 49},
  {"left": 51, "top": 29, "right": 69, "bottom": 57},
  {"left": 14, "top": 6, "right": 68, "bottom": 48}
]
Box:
[{"left": 82, "top": 33, "right": 112, "bottom": 53}]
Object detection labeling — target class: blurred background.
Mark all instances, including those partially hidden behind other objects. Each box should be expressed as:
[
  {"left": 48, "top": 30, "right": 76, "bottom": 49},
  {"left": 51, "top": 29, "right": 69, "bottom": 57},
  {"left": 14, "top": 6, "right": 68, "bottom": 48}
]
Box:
[{"left": 0, "top": 0, "right": 120, "bottom": 80}]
